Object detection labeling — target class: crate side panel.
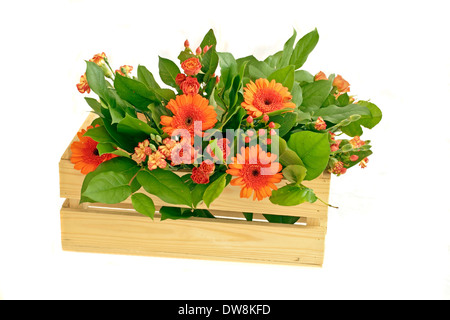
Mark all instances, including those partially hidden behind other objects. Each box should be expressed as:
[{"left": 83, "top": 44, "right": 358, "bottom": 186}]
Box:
[{"left": 60, "top": 207, "right": 325, "bottom": 266}]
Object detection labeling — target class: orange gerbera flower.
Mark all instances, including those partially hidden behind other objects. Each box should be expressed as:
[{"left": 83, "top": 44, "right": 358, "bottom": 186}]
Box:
[
  {"left": 70, "top": 126, "right": 118, "bottom": 174},
  {"left": 160, "top": 94, "right": 217, "bottom": 143},
  {"left": 241, "top": 78, "right": 296, "bottom": 118},
  {"left": 226, "top": 145, "right": 283, "bottom": 201}
]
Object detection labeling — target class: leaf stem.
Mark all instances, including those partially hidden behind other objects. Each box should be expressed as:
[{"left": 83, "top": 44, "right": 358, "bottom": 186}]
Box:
[{"left": 317, "top": 196, "right": 339, "bottom": 209}]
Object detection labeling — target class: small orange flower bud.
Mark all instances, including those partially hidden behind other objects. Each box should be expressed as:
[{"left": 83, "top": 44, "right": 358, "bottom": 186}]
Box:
[
  {"left": 314, "top": 116, "right": 327, "bottom": 130},
  {"left": 349, "top": 136, "right": 365, "bottom": 148},
  {"left": 268, "top": 122, "right": 275, "bottom": 129},
  {"left": 116, "top": 65, "right": 133, "bottom": 77},
  {"left": 333, "top": 75, "right": 350, "bottom": 93},
  {"left": 215, "top": 75, "right": 220, "bottom": 84},
  {"left": 350, "top": 155, "right": 359, "bottom": 161},
  {"left": 184, "top": 39, "right": 190, "bottom": 48},
  {"left": 196, "top": 46, "right": 202, "bottom": 55},
  {"left": 314, "top": 71, "right": 328, "bottom": 81},
  {"left": 359, "top": 157, "right": 369, "bottom": 169},
  {"left": 76, "top": 73, "right": 90, "bottom": 94},
  {"left": 262, "top": 114, "right": 269, "bottom": 122},
  {"left": 246, "top": 116, "right": 253, "bottom": 124},
  {"left": 89, "top": 52, "right": 107, "bottom": 66}
]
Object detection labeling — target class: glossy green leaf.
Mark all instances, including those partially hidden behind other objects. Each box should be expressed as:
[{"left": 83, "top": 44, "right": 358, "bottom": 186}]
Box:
[
  {"left": 287, "top": 131, "right": 330, "bottom": 180},
  {"left": 313, "top": 104, "right": 371, "bottom": 124},
  {"left": 137, "top": 169, "right": 192, "bottom": 207},
  {"left": 80, "top": 157, "right": 141, "bottom": 203},
  {"left": 137, "top": 65, "right": 161, "bottom": 90},
  {"left": 262, "top": 214, "right": 300, "bottom": 224},
  {"left": 203, "top": 173, "right": 227, "bottom": 208},
  {"left": 84, "top": 98, "right": 103, "bottom": 116},
  {"left": 131, "top": 193, "right": 155, "bottom": 219},
  {"left": 114, "top": 73, "right": 157, "bottom": 111},
  {"left": 158, "top": 56, "right": 181, "bottom": 88},
  {"left": 83, "top": 171, "right": 131, "bottom": 204},
  {"left": 280, "top": 29, "right": 297, "bottom": 68},
  {"left": 268, "top": 65, "right": 295, "bottom": 91},
  {"left": 301, "top": 79, "right": 333, "bottom": 108},
  {"left": 83, "top": 125, "right": 116, "bottom": 144},
  {"left": 282, "top": 165, "right": 307, "bottom": 185},
  {"left": 289, "top": 29, "right": 319, "bottom": 69},
  {"left": 200, "top": 29, "right": 217, "bottom": 49},
  {"left": 85, "top": 61, "right": 110, "bottom": 100},
  {"left": 117, "top": 113, "right": 158, "bottom": 137},
  {"left": 269, "top": 184, "right": 317, "bottom": 206}
]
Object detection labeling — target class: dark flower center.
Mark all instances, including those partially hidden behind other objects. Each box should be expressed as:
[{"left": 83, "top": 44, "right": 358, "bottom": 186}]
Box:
[
  {"left": 93, "top": 148, "right": 99, "bottom": 156},
  {"left": 185, "top": 117, "right": 193, "bottom": 126}
]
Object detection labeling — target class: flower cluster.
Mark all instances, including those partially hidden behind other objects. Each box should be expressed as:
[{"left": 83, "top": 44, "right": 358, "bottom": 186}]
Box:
[{"left": 71, "top": 29, "right": 381, "bottom": 222}]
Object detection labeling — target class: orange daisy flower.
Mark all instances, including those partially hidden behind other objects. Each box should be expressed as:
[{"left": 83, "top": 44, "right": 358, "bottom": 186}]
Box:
[
  {"left": 70, "top": 126, "right": 118, "bottom": 174},
  {"left": 226, "top": 145, "right": 283, "bottom": 201},
  {"left": 160, "top": 94, "right": 217, "bottom": 143},
  {"left": 241, "top": 78, "right": 296, "bottom": 118}
]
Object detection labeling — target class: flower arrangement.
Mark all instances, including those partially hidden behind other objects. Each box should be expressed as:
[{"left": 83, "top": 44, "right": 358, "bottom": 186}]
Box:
[{"left": 72, "top": 29, "right": 382, "bottom": 223}]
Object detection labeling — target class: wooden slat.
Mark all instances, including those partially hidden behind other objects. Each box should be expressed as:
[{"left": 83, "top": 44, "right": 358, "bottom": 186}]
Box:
[
  {"left": 60, "top": 159, "right": 330, "bottom": 218},
  {"left": 60, "top": 204, "right": 325, "bottom": 266}
]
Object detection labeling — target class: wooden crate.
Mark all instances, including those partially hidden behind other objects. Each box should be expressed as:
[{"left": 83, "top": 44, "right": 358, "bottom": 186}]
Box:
[{"left": 59, "top": 114, "right": 331, "bottom": 266}]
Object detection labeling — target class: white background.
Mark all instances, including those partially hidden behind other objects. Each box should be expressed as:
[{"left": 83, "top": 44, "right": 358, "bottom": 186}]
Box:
[{"left": 0, "top": 0, "right": 449, "bottom": 300}]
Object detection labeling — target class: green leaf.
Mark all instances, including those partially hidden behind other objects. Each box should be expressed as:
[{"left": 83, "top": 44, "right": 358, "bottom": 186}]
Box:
[
  {"left": 154, "top": 88, "right": 176, "bottom": 102},
  {"left": 84, "top": 97, "right": 103, "bottom": 116},
  {"left": 264, "top": 51, "right": 283, "bottom": 69},
  {"left": 268, "top": 65, "right": 295, "bottom": 91},
  {"left": 269, "top": 184, "right": 317, "bottom": 206},
  {"left": 237, "top": 55, "right": 258, "bottom": 77},
  {"left": 341, "top": 121, "right": 363, "bottom": 137},
  {"left": 95, "top": 142, "right": 116, "bottom": 155},
  {"left": 287, "top": 131, "right": 330, "bottom": 180},
  {"left": 270, "top": 112, "right": 297, "bottom": 137},
  {"left": 85, "top": 61, "right": 109, "bottom": 100},
  {"left": 301, "top": 80, "right": 333, "bottom": 108},
  {"left": 159, "top": 206, "right": 214, "bottom": 221},
  {"left": 217, "top": 52, "right": 238, "bottom": 92},
  {"left": 80, "top": 157, "right": 140, "bottom": 203},
  {"left": 191, "top": 183, "right": 209, "bottom": 208},
  {"left": 282, "top": 165, "right": 307, "bottom": 185},
  {"left": 158, "top": 56, "right": 181, "bottom": 88},
  {"left": 200, "top": 29, "right": 217, "bottom": 49},
  {"left": 289, "top": 28, "right": 319, "bottom": 69},
  {"left": 83, "top": 125, "right": 116, "bottom": 144},
  {"left": 294, "top": 70, "right": 314, "bottom": 84},
  {"left": 131, "top": 193, "right": 155, "bottom": 219},
  {"left": 243, "top": 212, "right": 253, "bottom": 222},
  {"left": 137, "top": 65, "right": 161, "bottom": 90},
  {"left": 83, "top": 171, "right": 131, "bottom": 204},
  {"left": 279, "top": 149, "right": 304, "bottom": 167},
  {"left": 280, "top": 29, "right": 297, "bottom": 68},
  {"left": 159, "top": 206, "right": 183, "bottom": 221},
  {"left": 117, "top": 114, "right": 158, "bottom": 146},
  {"left": 137, "top": 169, "right": 192, "bottom": 207},
  {"left": 203, "top": 173, "right": 227, "bottom": 208},
  {"left": 262, "top": 214, "right": 300, "bottom": 224},
  {"left": 290, "top": 84, "right": 303, "bottom": 106},
  {"left": 355, "top": 100, "right": 382, "bottom": 129},
  {"left": 313, "top": 104, "right": 371, "bottom": 124},
  {"left": 177, "top": 49, "right": 196, "bottom": 63},
  {"left": 114, "top": 73, "right": 157, "bottom": 111},
  {"left": 248, "top": 60, "right": 274, "bottom": 80},
  {"left": 201, "top": 47, "right": 219, "bottom": 81}
]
